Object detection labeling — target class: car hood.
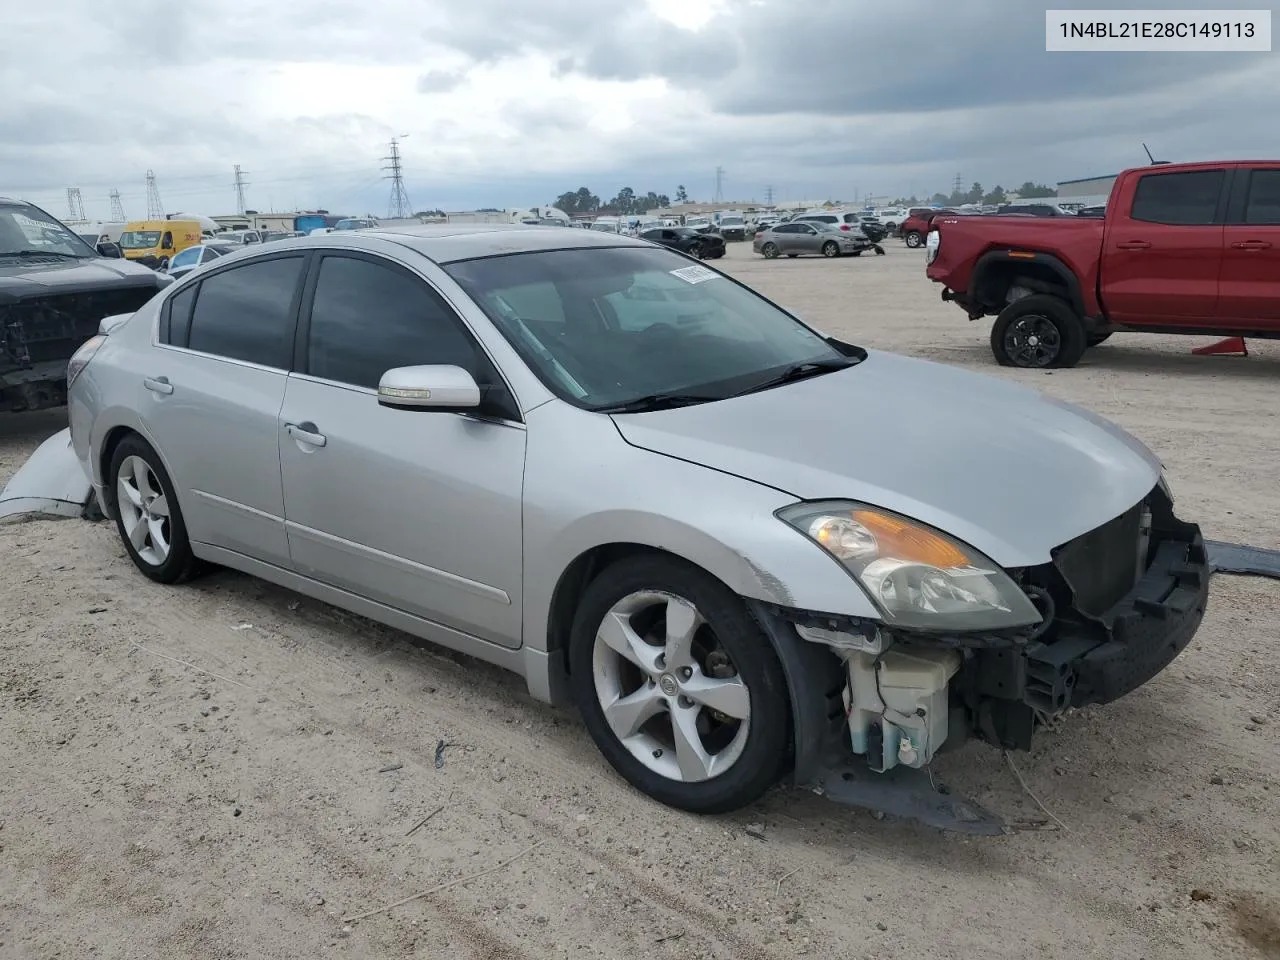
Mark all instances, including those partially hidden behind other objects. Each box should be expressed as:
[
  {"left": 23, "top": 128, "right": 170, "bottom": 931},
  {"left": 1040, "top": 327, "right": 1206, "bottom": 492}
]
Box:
[
  {"left": 611, "top": 349, "right": 1162, "bottom": 567},
  {"left": 0, "top": 257, "right": 161, "bottom": 302}
]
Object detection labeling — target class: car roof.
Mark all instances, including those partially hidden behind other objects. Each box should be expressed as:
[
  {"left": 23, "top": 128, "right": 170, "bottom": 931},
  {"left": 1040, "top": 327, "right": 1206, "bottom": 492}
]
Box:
[{"left": 269, "top": 223, "right": 653, "bottom": 264}]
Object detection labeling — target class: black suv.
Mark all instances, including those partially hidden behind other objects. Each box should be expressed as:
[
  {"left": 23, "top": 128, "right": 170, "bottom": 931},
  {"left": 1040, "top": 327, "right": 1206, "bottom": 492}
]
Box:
[{"left": 0, "top": 198, "right": 171, "bottom": 412}]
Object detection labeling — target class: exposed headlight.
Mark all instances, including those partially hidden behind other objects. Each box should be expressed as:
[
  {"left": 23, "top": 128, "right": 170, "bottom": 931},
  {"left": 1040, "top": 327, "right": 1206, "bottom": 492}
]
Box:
[{"left": 777, "top": 500, "right": 1042, "bottom": 631}]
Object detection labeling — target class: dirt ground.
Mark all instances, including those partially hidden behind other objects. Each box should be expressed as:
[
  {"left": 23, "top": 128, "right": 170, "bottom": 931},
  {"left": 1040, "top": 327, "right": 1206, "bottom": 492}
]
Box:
[{"left": 1, "top": 243, "right": 1277, "bottom": 960}]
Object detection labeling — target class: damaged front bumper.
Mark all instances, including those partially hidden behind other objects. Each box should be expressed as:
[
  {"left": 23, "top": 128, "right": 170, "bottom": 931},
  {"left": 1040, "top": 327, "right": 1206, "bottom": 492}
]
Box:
[{"left": 750, "top": 484, "right": 1210, "bottom": 835}]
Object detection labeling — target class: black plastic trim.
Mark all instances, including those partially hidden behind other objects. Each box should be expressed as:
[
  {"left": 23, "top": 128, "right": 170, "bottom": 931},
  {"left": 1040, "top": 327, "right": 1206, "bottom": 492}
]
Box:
[{"left": 969, "top": 250, "right": 1086, "bottom": 317}]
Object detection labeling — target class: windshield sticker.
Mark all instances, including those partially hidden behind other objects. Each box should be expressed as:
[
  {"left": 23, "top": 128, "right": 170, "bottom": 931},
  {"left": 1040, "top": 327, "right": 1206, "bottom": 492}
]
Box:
[{"left": 669, "top": 265, "right": 719, "bottom": 284}]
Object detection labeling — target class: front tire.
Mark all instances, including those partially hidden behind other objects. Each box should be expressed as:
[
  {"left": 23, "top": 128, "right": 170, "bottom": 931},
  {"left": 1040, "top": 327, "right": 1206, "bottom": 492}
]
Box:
[
  {"left": 821, "top": 241, "right": 839, "bottom": 258},
  {"left": 568, "top": 555, "right": 790, "bottom": 814},
  {"left": 1086, "top": 332, "right": 1112, "bottom": 347},
  {"left": 108, "top": 434, "right": 202, "bottom": 584},
  {"left": 990, "top": 295, "right": 1088, "bottom": 369},
  {"left": 904, "top": 231, "right": 924, "bottom": 248}
]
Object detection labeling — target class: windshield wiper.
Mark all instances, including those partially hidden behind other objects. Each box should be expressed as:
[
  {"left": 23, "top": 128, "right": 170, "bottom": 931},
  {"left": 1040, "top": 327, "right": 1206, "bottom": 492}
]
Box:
[
  {"left": 729, "top": 357, "right": 856, "bottom": 398},
  {"left": 598, "top": 392, "right": 722, "bottom": 414},
  {"left": 0, "top": 250, "right": 83, "bottom": 259}
]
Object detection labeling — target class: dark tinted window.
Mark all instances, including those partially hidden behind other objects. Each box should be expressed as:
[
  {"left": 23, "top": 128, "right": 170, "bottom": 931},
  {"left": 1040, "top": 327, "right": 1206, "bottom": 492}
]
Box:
[
  {"left": 306, "top": 255, "right": 479, "bottom": 390},
  {"left": 641, "top": 230, "right": 663, "bottom": 240},
  {"left": 1244, "top": 170, "right": 1280, "bottom": 225},
  {"left": 1131, "top": 170, "right": 1224, "bottom": 225},
  {"left": 187, "top": 256, "right": 303, "bottom": 367},
  {"left": 164, "top": 284, "right": 196, "bottom": 346}
]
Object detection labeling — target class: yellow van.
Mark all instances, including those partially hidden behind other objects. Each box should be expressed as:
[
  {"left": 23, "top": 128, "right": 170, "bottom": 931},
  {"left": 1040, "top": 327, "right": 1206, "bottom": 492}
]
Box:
[{"left": 118, "top": 219, "right": 203, "bottom": 268}]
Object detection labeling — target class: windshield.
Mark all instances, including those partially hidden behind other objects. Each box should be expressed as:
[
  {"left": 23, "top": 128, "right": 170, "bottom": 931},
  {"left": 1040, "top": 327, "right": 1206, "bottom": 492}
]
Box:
[
  {"left": 0, "top": 203, "right": 97, "bottom": 257},
  {"left": 720, "top": 216, "right": 744, "bottom": 225},
  {"left": 590, "top": 222, "right": 617, "bottom": 232},
  {"left": 120, "top": 230, "right": 162, "bottom": 250},
  {"left": 445, "top": 246, "right": 847, "bottom": 411},
  {"left": 686, "top": 218, "right": 710, "bottom": 226}
]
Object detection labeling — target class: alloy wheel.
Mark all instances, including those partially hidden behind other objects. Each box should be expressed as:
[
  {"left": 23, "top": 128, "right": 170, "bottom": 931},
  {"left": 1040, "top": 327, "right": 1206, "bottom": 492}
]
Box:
[
  {"left": 1003, "top": 314, "right": 1062, "bottom": 367},
  {"left": 117, "top": 454, "right": 171, "bottom": 566},
  {"left": 592, "top": 590, "right": 751, "bottom": 783}
]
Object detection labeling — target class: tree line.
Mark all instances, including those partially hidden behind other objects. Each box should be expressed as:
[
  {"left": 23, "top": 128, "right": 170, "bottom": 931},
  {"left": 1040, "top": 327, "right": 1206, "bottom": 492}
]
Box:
[
  {"left": 549, "top": 179, "right": 1058, "bottom": 216},
  {"left": 887, "top": 181, "right": 1057, "bottom": 208},
  {"left": 552, "top": 185, "right": 687, "bottom": 215}
]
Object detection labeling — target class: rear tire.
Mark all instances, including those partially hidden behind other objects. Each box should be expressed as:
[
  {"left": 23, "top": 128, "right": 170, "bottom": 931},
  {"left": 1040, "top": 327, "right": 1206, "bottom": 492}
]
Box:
[
  {"left": 569, "top": 554, "right": 791, "bottom": 814},
  {"left": 904, "top": 231, "right": 924, "bottom": 248},
  {"left": 761, "top": 242, "right": 779, "bottom": 259},
  {"left": 108, "top": 434, "right": 203, "bottom": 584},
  {"left": 1086, "top": 332, "right": 1112, "bottom": 347},
  {"left": 990, "top": 295, "right": 1087, "bottom": 369}
]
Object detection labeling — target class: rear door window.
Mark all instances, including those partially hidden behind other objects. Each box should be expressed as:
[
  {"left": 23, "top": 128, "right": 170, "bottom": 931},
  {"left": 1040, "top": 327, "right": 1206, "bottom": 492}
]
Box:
[
  {"left": 1130, "top": 170, "right": 1225, "bottom": 225},
  {"left": 187, "top": 255, "right": 305, "bottom": 368},
  {"left": 1243, "top": 170, "right": 1280, "bottom": 225}
]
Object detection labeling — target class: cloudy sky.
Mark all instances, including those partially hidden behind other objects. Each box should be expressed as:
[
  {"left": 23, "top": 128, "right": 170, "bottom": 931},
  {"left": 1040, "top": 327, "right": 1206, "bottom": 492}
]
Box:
[{"left": 5, "top": 0, "right": 1276, "bottom": 219}]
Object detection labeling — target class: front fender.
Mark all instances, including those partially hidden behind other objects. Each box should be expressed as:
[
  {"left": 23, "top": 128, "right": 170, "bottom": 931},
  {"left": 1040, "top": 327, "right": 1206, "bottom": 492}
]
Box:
[{"left": 520, "top": 404, "right": 880, "bottom": 655}]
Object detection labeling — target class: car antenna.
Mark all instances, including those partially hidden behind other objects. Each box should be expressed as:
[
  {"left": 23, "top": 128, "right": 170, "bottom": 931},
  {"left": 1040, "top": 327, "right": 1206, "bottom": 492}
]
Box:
[{"left": 1142, "top": 142, "right": 1171, "bottom": 166}]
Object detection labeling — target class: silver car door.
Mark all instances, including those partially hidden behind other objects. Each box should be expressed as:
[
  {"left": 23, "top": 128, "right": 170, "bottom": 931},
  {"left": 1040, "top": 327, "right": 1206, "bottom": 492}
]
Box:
[
  {"left": 145, "top": 253, "right": 306, "bottom": 566},
  {"left": 772, "top": 224, "right": 799, "bottom": 254},
  {"left": 278, "top": 251, "right": 526, "bottom": 648},
  {"left": 795, "top": 223, "right": 822, "bottom": 253}
]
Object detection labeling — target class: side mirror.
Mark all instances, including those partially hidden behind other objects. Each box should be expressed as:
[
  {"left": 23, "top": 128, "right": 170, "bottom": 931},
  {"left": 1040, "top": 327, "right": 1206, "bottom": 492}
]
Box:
[
  {"left": 377, "top": 365, "right": 480, "bottom": 411},
  {"left": 96, "top": 241, "right": 122, "bottom": 258}
]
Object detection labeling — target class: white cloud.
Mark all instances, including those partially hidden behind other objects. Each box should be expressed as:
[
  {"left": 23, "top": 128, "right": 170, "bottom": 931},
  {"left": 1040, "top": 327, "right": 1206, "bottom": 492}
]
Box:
[{"left": 4, "top": 0, "right": 1276, "bottom": 219}]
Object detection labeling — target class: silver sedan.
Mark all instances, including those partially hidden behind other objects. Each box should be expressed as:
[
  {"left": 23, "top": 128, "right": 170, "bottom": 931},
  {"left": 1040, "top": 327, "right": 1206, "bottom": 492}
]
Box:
[
  {"left": 66, "top": 225, "right": 1206, "bottom": 827},
  {"left": 752, "top": 221, "right": 866, "bottom": 258}
]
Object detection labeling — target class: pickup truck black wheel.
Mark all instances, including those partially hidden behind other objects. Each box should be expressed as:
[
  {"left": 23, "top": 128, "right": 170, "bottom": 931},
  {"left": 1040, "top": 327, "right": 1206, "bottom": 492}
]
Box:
[
  {"left": 904, "top": 231, "right": 924, "bottom": 248},
  {"left": 1086, "top": 332, "right": 1112, "bottom": 347},
  {"left": 761, "top": 242, "right": 779, "bottom": 259},
  {"left": 990, "top": 295, "right": 1087, "bottom": 369}
]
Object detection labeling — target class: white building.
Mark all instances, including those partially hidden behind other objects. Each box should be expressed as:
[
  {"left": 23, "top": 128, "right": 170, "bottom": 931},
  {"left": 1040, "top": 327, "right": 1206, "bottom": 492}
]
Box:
[{"left": 1057, "top": 174, "right": 1118, "bottom": 201}]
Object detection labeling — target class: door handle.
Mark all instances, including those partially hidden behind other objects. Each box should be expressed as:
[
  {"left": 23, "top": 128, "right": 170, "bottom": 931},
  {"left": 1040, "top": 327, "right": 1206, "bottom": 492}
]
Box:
[
  {"left": 1231, "top": 240, "right": 1272, "bottom": 250},
  {"left": 1116, "top": 240, "right": 1151, "bottom": 250},
  {"left": 143, "top": 376, "right": 174, "bottom": 395},
  {"left": 286, "top": 422, "right": 326, "bottom": 447}
]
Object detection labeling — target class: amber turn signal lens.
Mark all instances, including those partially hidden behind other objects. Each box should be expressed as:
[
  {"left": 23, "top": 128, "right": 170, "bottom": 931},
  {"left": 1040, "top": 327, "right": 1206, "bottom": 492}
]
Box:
[{"left": 851, "top": 509, "right": 970, "bottom": 568}]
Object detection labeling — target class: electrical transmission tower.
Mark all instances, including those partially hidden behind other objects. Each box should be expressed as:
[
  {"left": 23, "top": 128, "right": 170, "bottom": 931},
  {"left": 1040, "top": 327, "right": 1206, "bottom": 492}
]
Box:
[
  {"left": 145, "top": 170, "right": 165, "bottom": 219},
  {"left": 763, "top": 184, "right": 775, "bottom": 206},
  {"left": 109, "top": 189, "right": 126, "bottom": 221},
  {"left": 382, "top": 137, "right": 413, "bottom": 219},
  {"left": 952, "top": 173, "right": 963, "bottom": 198},
  {"left": 233, "top": 164, "right": 250, "bottom": 214},
  {"left": 713, "top": 167, "right": 725, "bottom": 204},
  {"left": 66, "top": 188, "right": 86, "bottom": 221}
]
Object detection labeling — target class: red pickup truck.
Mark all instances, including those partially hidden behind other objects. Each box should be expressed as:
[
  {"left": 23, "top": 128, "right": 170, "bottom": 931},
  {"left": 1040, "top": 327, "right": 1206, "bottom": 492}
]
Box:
[{"left": 925, "top": 160, "right": 1280, "bottom": 368}]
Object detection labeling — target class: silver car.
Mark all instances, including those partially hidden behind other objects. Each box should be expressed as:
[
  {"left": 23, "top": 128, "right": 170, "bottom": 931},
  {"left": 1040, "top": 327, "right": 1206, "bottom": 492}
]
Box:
[
  {"left": 66, "top": 226, "right": 1207, "bottom": 828},
  {"left": 752, "top": 221, "right": 866, "bottom": 258}
]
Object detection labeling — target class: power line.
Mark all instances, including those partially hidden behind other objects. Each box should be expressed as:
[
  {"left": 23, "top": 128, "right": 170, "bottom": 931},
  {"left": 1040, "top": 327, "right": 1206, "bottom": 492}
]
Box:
[
  {"left": 233, "top": 164, "right": 250, "bottom": 215},
  {"left": 382, "top": 137, "right": 413, "bottom": 218},
  {"left": 109, "top": 188, "right": 126, "bottom": 221},
  {"left": 145, "top": 170, "right": 165, "bottom": 219}
]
